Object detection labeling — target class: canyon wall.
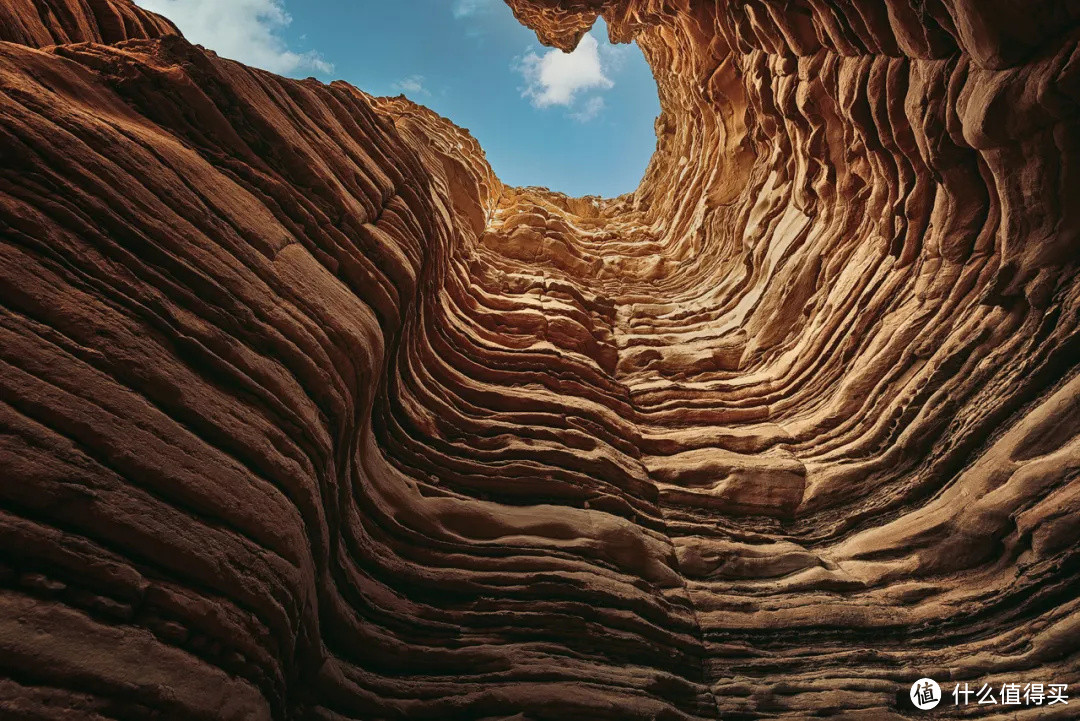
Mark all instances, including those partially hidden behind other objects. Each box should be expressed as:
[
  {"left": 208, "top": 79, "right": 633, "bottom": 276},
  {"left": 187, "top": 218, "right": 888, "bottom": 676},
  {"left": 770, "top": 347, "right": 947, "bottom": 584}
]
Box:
[{"left": 0, "top": 0, "right": 1078, "bottom": 719}]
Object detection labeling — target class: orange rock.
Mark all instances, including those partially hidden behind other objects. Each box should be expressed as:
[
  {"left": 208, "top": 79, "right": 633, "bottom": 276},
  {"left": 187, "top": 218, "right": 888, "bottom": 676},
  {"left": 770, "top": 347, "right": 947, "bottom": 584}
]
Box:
[{"left": 0, "top": 0, "right": 1077, "bottom": 718}]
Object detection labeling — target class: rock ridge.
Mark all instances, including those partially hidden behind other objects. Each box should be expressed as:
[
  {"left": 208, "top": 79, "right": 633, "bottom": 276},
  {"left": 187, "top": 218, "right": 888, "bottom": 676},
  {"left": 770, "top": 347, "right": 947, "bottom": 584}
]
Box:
[{"left": 0, "top": 0, "right": 1078, "bottom": 719}]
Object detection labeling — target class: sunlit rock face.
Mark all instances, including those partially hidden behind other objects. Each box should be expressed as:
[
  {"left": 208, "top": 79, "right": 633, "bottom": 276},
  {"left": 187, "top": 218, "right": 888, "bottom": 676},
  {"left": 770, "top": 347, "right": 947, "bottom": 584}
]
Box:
[{"left": 1, "top": 0, "right": 1078, "bottom": 719}]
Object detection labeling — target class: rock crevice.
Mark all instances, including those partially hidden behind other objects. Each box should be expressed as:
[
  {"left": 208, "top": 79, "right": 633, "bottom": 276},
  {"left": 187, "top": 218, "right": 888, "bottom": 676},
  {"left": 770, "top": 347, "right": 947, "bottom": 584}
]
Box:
[{"left": 0, "top": 1, "right": 1078, "bottom": 719}]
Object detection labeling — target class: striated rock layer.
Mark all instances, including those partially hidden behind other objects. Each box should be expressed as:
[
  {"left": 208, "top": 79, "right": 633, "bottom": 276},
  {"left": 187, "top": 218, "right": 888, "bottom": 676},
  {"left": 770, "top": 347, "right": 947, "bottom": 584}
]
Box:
[{"left": 1, "top": 0, "right": 1078, "bottom": 719}]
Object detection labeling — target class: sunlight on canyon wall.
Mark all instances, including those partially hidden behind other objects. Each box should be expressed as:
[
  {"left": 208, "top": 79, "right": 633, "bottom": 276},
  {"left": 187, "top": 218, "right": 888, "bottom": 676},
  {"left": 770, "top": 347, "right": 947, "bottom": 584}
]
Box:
[{"left": 0, "top": 0, "right": 1078, "bottom": 719}]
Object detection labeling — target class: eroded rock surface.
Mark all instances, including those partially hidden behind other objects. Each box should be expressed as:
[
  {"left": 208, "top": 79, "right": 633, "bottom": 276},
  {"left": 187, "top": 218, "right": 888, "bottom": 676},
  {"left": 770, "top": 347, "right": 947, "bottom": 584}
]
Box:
[{"left": 1, "top": 1, "right": 1078, "bottom": 719}]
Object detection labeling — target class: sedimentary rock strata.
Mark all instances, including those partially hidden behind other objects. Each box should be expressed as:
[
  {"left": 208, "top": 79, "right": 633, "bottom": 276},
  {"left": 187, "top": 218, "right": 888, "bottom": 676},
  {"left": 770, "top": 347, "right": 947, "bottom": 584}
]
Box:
[{"left": 1, "top": 0, "right": 1078, "bottom": 719}]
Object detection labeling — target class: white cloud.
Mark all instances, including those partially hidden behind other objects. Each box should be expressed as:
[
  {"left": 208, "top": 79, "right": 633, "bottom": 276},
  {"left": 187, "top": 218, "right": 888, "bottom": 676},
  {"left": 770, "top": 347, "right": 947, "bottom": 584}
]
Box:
[
  {"left": 569, "top": 96, "right": 605, "bottom": 123},
  {"left": 136, "top": 0, "right": 332, "bottom": 76},
  {"left": 517, "top": 33, "right": 613, "bottom": 108},
  {"left": 394, "top": 75, "right": 429, "bottom": 96},
  {"left": 599, "top": 42, "right": 632, "bottom": 73},
  {"left": 452, "top": 0, "right": 495, "bottom": 18}
]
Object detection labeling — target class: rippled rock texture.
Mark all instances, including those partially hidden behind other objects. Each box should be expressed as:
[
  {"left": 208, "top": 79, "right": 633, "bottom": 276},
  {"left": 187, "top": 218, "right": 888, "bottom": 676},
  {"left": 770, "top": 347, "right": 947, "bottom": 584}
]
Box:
[{"left": 1, "top": 0, "right": 1079, "bottom": 719}]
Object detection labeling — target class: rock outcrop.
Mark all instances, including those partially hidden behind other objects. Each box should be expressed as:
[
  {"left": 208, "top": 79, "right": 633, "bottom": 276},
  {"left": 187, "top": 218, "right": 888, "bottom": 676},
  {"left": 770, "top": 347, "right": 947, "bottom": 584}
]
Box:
[
  {"left": 0, "top": 0, "right": 177, "bottom": 48},
  {"left": 1, "top": 1, "right": 1078, "bottom": 719}
]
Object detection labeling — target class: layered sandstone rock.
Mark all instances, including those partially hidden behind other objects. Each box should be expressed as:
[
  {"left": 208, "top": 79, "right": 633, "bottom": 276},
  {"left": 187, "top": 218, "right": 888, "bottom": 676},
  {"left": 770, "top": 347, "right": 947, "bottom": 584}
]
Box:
[
  {"left": 0, "top": 0, "right": 1077, "bottom": 719},
  {"left": 0, "top": 0, "right": 177, "bottom": 47}
]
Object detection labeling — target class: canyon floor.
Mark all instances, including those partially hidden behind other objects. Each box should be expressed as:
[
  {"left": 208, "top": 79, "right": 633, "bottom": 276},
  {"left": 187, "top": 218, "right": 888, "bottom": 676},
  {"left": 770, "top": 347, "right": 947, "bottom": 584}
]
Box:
[{"left": 1, "top": 0, "right": 1079, "bottom": 719}]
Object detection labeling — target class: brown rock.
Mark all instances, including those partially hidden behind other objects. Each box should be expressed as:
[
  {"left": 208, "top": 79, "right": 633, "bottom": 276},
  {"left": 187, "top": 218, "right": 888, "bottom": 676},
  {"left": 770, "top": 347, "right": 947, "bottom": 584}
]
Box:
[{"left": 0, "top": 0, "right": 1077, "bottom": 718}]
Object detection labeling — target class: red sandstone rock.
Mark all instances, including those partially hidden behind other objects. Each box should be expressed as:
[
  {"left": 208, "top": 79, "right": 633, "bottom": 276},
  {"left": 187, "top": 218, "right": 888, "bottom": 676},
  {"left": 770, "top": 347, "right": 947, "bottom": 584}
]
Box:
[
  {"left": 0, "top": 0, "right": 1078, "bottom": 719},
  {"left": 0, "top": 0, "right": 177, "bottom": 47}
]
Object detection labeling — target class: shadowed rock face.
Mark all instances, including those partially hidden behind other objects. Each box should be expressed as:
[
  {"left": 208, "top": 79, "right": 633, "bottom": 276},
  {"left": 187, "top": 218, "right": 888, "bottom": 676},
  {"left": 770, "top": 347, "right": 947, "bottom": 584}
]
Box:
[{"left": 1, "top": 0, "right": 1078, "bottom": 719}]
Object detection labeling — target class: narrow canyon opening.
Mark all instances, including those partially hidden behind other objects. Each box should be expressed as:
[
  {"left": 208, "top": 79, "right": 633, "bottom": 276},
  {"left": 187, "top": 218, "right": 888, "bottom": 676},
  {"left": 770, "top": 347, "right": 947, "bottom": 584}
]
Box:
[{"left": 0, "top": 1, "right": 1078, "bottom": 720}]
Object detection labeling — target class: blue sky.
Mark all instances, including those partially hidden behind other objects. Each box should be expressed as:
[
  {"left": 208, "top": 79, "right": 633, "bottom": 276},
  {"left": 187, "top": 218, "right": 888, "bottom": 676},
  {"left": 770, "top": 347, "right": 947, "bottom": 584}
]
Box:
[{"left": 136, "top": 0, "right": 660, "bottom": 198}]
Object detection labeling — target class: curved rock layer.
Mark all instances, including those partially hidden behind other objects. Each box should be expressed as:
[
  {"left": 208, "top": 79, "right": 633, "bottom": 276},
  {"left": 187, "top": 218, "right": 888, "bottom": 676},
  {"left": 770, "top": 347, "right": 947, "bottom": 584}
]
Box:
[
  {"left": 1, "top": 1, "right": 1078, "bottom": 719},
  {"left": 0, "top": 0, "right": 176, "bottom": 48}
]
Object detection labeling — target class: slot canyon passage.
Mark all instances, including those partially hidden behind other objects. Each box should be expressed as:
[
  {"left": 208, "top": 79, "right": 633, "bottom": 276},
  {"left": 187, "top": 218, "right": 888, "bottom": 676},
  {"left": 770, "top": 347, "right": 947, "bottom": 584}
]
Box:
[{"left": 1, "top": 0, "right": 1080, "bottom": 718}]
